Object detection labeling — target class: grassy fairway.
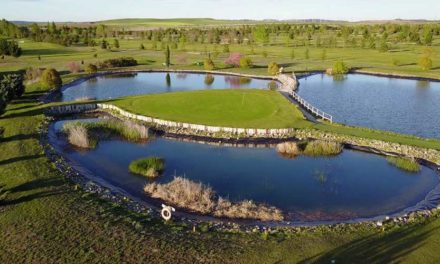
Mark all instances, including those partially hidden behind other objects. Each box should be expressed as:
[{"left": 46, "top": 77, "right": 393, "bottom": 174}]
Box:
[{"left": 112, "top": 89, "right": 309, "bottom": 128}]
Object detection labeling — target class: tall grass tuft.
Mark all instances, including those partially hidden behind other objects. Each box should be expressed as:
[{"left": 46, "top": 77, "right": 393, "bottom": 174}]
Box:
[
  {"left": 64, "top": 122, "right": 95, "bottom": 149},
  {"left": 302, "top": 140, "right": 343, "bottom": 157},
  {"left": 144, "top": 177, "right": 216, "bottom": 214},
  {"left": 63, "top": 119, "right": 150, "bottom": 148},
  {"left": 144, "top": 177, "right": 284, "bottom": 221},
  {"left": 214, "top": 197, "right": 283, "bottom": 221},
  {"left": 129, "top": 157, "right": 165, "bottom": 178},
  {"left": 276, "top": 142, "right": 300, "bottom": 158},
  {"left": 386, "top": 156, "right": 421, "bottom": 173}
]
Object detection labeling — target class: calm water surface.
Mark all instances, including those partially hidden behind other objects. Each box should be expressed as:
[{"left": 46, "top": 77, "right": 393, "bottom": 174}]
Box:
[
  {"left": 297, "top": 74, "right": 440, "bottom": 138},
  {"left": 50, "top": 119, "right": 440, "bottom": 222},
  {"left": 59, "top": 72, "right": 275, "bottom": 102}
]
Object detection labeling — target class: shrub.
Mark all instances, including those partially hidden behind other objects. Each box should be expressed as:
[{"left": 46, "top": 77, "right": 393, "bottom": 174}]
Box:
[
  {"left": 204, "top": 74, "right": 215, "bottom": 85},
  {"left": 222, "top": 44, "right": 230, "bottom": 53},
  {"left": 41, "top": 68, "right": 62, "bottom": 90},
  {"left": 419, "top": 56, "right": 432, "bottom": 71},
  {"left": 99, "top": 57, "right": 137, "bottom": 69},
  {"left": 267, "top": 62, "right": 280, "bottom": 76},
  {"left": 139, "top": 43, "right": 145, "bottom": 50},
  {"left": 25, "top": 67, "right": 43, "bottom": 82},
  {"left": 386, "top": 156, "right": 421, "bottom": 173},
  {"left": 224, "top": 52, "right": 241, "bottom": 67},
  {"left": 302, "top": 140, "right": 343, "bottom": 157},
  {"left": 267, "top": 80, "right": 279, "bottom": 91},
  {"left": 204, "top": 58, "right": 215, "bottom": 70},
  {"left": 85, "top": 64, "right": 98, "bottom": 74},
  {"left": 129, "top": 157, "right": 165, "bottom": 178},
  {"left": 332, "top": 60, "right": 349, "bottom": 75},
  {"left": 239, "top": 57, "right": 253, "bottom": 69},
  {"left": 67, "top": 62, "right": 81, "bottom": 73}
]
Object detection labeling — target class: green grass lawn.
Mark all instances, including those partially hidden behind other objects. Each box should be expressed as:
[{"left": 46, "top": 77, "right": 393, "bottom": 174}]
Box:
[{"left": 111, "top": 89, "right": 309, "bottom": 128}]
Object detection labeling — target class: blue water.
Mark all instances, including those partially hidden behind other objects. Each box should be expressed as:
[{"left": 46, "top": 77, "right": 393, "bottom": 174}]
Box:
[
  {"left": 51, "top": 119, "right": 439, "bottom": 222},
  {"left": 297, "top": 74, "right": 440, "bottom": 139},
  {"left": 59, "top": 72, "right": 275, "bottom": 102}
]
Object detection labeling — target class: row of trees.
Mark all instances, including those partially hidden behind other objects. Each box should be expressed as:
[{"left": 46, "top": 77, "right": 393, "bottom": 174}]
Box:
[
  {"left": 0, "top": 39, "right": 22, "bottom": 57},
  {"left": 0, "top": 73, "right": 25, "bottom": 115},
  {"left": 3, "top": 18, "right": 438, "bottom": 48}
]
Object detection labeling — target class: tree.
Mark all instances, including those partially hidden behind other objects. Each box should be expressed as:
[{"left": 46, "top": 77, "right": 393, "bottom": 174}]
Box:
[
  {"left": 0, "top": 39, "right": 22, "bottom": 57},
  {"left": 290, "top": 49, "right": 295, "bottom": 59},
  {"left": 253, "top": 26, "right": 269, "bottom": 45},
  {"left": 304, "top": 48, "right": 310, "bottom": 60},
  {"left": 267, "top": 62, "right": 280, "bottom": 76},
  {"left": 320, "top": 49, "right": 327, "bottom": 61},
  {"left": 113, "top": 39, "right": 120, "bottom": 49},
  {"left": 204, "top": 57, "right": 215, "bottom": 70},
  {"left": 224, "top": 53, "right": 241, "bottom": 67},
  {"left": 41, "top": 68, "right": 62, "bottom": 90},
  {"left": 100, "top": 39, "right": 108, "bottom": 49},
  {"left": 0, "top": 73, "right": 25, "bottom": 114},
  {"left": 239, "top": 57, "right": 253, "bottom": 69},
  {"left": 164, "top": 45, "right": 171, "bottom": 67},
  {"left": 423, "top": 26, "right": 433, "bottom": 46},
  {"left": 419, "top": 56, "right": 432, "bottom": 71},
  {"left": 332, "top": 60, "right": 349, "bottom": 74},
  {"left": 85, "top": 64, "right": 98, "bottom": 74}
]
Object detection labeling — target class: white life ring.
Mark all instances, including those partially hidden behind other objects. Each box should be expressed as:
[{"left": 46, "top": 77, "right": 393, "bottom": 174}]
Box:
[{"left": 161, "top": 204, "right": 176, "bottom": 221}]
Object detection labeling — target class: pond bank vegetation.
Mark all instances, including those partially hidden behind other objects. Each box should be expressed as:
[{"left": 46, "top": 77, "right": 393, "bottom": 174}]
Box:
[
  {"left": 129, "top": 157, "right": 165, "bottom": 178},
  {"left": 386, "top": 156, "right": 421, "bottom": 173},
  {"left": 63, "top": 118, "right": 150, "bottom": 148},
  {"left": 144, "top": 177, "right": 283, "bottom": 221},
  {"left": 277, "top": 140, "right": 343, "bottom": 158}
]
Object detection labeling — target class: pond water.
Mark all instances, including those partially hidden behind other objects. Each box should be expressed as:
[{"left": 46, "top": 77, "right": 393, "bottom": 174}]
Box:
[
  {"left": 58, "top": 72, "right": 275, "bottom": 102},
  {"left": 297, "top": 74, "right": 440, "bottom": 139},
  {"left": 50, "top": 118, "right": 440, "bottom": 223}
]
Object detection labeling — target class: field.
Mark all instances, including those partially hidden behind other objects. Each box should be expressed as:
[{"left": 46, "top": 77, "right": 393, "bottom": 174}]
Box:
[
  {"left": 1, "top": 36, "right": 439, "bottom": 80},
  {"left": 111, "top": 89, "right": 308, "bottom": 128}
]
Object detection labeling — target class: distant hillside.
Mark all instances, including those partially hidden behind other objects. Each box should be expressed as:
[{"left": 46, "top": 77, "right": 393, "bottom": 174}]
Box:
[{"left": 10, "top": 18, "right": 440, "bottom": 29}]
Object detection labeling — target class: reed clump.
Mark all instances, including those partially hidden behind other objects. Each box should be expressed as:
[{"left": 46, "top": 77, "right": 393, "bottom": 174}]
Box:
[
  {"left": 63, "top": 119, "right": 150, "bottom": 148},
  {"left": 64, "top": 122, "right": 95, "bottom": 149},
  {"left": 144, "top": 177, "right": 216, "bottom": 214},
  {"left": 302, "top": 140, "right": 343, "bottom": 157},
  {"left": 276, "top": 142, "right": 300, "bottom": 158},
  {"left": 386, "top": 156, "right": 421, "bottom": 173},
  {"left": 144, "top": 177, "right": 284, "bottom": 221},
  {"left": 129, "top": 157, "right": 165, "bottom": 178}
]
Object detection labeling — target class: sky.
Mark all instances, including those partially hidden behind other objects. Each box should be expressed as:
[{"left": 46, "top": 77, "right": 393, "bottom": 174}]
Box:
[{"left": 1, "top": 0, "right": 439, "bottom": 22}]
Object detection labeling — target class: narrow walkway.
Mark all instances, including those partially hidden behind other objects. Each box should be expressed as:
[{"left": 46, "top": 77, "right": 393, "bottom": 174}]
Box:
[{"left": 277, "top": 73, "right": 333, "bottom": 123}]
